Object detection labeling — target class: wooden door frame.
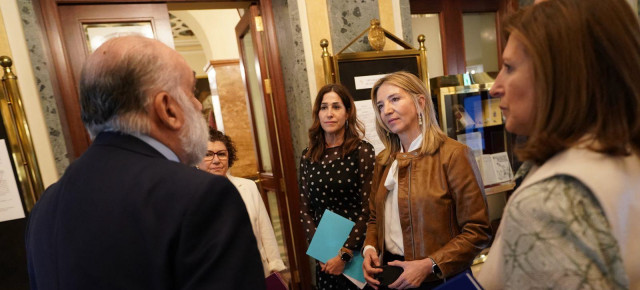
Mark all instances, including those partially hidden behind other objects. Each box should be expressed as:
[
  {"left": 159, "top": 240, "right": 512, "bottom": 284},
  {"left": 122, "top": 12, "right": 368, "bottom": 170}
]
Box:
[
  {"left": 234, "top": 3, "right": 311, "bottom": 289},
  {"left": 35, "top": 0, "right": 310, "bottom": 288},
  {"left": 257, "top": 0, "right": 312, "bottom": 288},
  {"left": 409, "top": 0, "right": 518, "bottom": 75}
]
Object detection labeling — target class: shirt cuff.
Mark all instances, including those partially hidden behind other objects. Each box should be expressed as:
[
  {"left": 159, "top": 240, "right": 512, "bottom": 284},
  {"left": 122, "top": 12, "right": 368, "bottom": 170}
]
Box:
[
  {"left": 268, "top": 260, "right": 287, "bottom": 273},
  {"left": 362, "top": 245, "right": 377, "bottom": 256}
]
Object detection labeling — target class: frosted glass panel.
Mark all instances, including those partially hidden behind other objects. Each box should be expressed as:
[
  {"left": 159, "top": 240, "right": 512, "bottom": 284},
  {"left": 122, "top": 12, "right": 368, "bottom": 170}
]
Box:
[
  {"left": 411, "top": 14, "right": 444, "bottom": 78},
  {"left": 462, "top": 13, "right": 498, "bottom": 73},
  {"left": 241, "top": 33, "right": 272, "bottom": 173}
]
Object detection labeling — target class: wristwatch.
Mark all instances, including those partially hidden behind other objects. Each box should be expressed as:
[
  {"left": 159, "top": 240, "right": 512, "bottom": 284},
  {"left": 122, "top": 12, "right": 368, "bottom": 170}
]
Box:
[
  {"left": 339, "top": 249, "right": 353, "bottom": 263},
  {"left": 429, "top": 257, "right": 443, "bottom": 279}
]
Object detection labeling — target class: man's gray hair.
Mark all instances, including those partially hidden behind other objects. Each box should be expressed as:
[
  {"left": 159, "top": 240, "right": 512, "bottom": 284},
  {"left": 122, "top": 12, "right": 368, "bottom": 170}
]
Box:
[{"left": 79, "top": 36, "right": 181, "bottom": 138}]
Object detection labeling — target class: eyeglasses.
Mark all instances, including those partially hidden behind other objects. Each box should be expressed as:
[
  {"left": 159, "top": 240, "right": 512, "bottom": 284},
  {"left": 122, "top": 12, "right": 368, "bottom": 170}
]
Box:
[{"left": 204, "top": 150, "right": 228, "bottom": 161}]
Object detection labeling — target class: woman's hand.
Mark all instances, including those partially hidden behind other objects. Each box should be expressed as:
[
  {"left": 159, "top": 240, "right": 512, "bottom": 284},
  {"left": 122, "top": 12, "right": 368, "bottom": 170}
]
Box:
[
  {"left": 362, "top": 248, "right": 383, "bottom": 289},
  {"left": 323, "top": 256, "right": 346, "bottom": 275},
  {"left": 387, "top": 258, "right": 432, "bottom": 289}
]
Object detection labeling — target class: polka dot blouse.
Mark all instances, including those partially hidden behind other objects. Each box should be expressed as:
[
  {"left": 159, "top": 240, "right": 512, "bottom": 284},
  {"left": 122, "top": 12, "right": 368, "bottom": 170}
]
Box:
[{"left": 298, "top": 140, "right": 375, "bottom": 250}]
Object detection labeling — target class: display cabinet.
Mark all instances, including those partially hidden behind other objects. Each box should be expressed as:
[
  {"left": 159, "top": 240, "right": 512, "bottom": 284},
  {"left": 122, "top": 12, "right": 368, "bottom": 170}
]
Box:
[{"left": 431, "top": 73, "right": 516, "bottom": 195}]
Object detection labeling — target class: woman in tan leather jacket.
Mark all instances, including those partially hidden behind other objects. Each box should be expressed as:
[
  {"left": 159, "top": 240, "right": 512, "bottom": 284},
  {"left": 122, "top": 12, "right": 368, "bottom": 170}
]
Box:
[{"left": 362, "top": 72, "right": 492, "bottom": 289}]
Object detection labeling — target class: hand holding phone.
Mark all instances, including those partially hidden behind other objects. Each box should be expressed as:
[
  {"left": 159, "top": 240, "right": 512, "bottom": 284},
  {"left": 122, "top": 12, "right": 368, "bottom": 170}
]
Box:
[{"left": 374, "top": 265, "right": 404, "bottom": 286}]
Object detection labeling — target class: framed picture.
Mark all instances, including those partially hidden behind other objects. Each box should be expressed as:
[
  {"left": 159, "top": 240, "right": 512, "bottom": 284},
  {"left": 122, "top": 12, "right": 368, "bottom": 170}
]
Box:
[
  {"left": 334, "top": 50, "right": 424, "bottom": 101},
  {"left": 83, "top": 22, "right": 155, "bottom": 53}
]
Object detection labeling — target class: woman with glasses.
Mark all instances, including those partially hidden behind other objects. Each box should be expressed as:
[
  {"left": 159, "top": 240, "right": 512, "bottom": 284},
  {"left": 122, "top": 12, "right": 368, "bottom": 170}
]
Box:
[
  {"left": 198, "top": 128, "right": 287, "bottom": 278},
  {"left": 299, "top": 83, "right": 375, "bottom": 289}
]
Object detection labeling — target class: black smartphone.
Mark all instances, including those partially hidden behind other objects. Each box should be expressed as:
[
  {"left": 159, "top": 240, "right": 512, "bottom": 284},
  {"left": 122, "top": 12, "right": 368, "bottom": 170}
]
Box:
[{"left": 374, "top": 265, "right": 404, "bottom": 286}]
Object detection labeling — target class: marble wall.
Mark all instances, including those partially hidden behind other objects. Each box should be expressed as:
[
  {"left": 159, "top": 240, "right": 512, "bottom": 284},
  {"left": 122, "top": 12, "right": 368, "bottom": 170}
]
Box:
[
  {"left": 272, "top": 0, "right": 313, "bottom": 175},
  {"left": 17, "top": 0, "right": 70, "bottom": 175},
  {"left": 327, "top": 0, "right": 380, "bottom": 53},
  {"left": 213, "top": 63, "right": 259, "bottom": 178},
  {"left": 399, "top": 0, "right": 413, "bottom": 44}
]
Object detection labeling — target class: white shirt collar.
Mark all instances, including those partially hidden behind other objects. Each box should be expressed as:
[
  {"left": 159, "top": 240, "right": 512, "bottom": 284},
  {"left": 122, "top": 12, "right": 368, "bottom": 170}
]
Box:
[{"left": 401, "top": 134, "right": 423, "bottom": 153}]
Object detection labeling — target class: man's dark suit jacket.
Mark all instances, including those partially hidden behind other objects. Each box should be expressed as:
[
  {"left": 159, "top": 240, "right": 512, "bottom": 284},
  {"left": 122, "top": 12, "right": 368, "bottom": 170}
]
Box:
[{"left": 26, "top": 132, "right": 265, "bottom": 289}]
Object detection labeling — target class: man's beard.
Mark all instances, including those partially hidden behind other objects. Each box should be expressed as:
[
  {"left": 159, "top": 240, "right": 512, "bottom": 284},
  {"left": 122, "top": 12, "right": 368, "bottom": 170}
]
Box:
[{"left": 175, "top": 90, "right": 208, "bottom": 166}]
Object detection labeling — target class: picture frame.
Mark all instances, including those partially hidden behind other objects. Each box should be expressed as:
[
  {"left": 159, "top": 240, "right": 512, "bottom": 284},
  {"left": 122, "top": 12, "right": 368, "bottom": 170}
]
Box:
[{"left": 333, "top": 50, "right": 424, "bottom": 101}]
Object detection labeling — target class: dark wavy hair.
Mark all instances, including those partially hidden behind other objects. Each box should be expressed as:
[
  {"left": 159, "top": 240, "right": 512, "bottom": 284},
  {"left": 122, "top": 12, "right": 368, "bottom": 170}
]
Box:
[
  {"left": 305, "top": 83, "right": 365, "bottom": 162},
  {"left": 208, "top": 128, "right": 238, "bottom": 168}
]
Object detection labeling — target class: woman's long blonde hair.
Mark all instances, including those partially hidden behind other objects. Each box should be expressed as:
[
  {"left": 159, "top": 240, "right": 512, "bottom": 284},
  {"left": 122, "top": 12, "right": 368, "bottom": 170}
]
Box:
[{"left": 371, "top": 71, "right": 445, "bottom": 165}]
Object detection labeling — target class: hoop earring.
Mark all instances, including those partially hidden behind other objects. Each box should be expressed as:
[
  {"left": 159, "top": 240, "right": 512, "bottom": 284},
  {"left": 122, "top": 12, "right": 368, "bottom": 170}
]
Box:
[{"left": 418, "top": 113, "right": 423, "bottom": 126}]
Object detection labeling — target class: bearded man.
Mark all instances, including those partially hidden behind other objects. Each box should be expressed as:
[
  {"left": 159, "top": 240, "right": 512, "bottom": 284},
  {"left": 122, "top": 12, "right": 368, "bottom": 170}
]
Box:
[{"left": 25, "top": 36, "right": 265, "bottom": 290}]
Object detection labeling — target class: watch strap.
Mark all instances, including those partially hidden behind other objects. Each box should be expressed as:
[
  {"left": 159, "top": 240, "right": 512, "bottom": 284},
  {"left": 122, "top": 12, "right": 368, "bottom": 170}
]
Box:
[
  {"left": 339, "top": 248, "right": 353, "bottom": 262},
  {"left": 428, "top": 257, "right": 443, "bottom": 279}
]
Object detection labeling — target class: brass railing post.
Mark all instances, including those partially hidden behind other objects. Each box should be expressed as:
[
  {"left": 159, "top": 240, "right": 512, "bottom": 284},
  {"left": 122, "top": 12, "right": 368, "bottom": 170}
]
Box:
[
  {"left": 0, "top": 56, "right": 45, "bottom": 212},
  {"left": 418, "top": 34, "right": 430, "bottom": 91},
  {"left": 320, "top": 39, "right": 335, "bottom": 84}
]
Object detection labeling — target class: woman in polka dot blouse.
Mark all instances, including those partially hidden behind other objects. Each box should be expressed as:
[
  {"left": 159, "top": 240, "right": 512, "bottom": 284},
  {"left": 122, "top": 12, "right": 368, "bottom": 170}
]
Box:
[{"left": 299, "top": 83, "right": 375, "bottom": 289}]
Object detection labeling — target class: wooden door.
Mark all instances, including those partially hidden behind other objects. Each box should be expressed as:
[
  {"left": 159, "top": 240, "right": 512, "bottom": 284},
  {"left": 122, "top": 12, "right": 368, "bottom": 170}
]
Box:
[
  {"left": 410, "top": 0, "right": 518, "bottom": 75},
  {"left": 56, "top": 3, "right": 173, "bottom": 159},
  {"left": 236, "top": 4, "right": 311, "bottom": 289}
]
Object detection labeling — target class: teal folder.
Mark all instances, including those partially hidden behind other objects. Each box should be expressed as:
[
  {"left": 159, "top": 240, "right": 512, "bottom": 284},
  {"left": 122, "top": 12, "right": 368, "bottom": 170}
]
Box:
[
  {"left": 344, "top": 251, "right": 365, "bottom": 284},
  {"left": 306, "top": 209, "right": 366, "bottom": 285},
  {"left": 306, "top": 209, "right": 354, "bottom": 263}
]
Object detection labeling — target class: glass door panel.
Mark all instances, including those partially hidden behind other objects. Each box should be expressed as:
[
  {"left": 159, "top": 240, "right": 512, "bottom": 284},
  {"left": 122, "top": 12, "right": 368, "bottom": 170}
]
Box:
[
  {"left": 236, "top": 4, "right": 309, "bottom": 288},
  {"left": 462, "top": 12, "right": 499, "bottom": 73},
  {"left": 240, "top": 32, "right": 273, "bottom": 173}
]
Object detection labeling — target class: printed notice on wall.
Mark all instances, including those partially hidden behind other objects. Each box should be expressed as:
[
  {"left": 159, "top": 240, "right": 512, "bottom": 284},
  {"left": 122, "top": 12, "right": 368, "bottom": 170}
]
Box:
[
  {"left": 0, "top": 140, "right": 25, "bottom": 222},
  {"left": 354, "top": 74, "right": 389, "bottom": 90},
  {"left": 355, "top": 100, "right": 384, "bottom": 154}
]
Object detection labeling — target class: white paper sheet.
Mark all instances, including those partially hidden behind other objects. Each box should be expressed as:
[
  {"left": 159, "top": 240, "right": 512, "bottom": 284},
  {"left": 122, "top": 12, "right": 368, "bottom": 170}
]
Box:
[
  {"left": 354, "top": 74, "right": 389, "bottom": 90},
  {"left": 344, "top": 273, "right": 366, "bottom": 289},
  {"left": 0, "top": 140, "right": 25, "bottom": 222},
  {"left": 355, "top": 100, "right": 385, "bottom": 154}
]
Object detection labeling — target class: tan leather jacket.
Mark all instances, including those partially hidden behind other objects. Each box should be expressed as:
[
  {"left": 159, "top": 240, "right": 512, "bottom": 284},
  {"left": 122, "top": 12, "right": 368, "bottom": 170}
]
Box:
[{"left": 364, "top": 138, "right": 492, "bottom": 279}]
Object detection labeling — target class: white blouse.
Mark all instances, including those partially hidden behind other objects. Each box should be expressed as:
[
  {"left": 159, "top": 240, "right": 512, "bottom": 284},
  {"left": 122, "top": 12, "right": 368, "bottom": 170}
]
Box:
[
  {"left": 364, "top": 134, "right": 423, "bottom": 257},
  {"left": 228, "top": 174, "right": 287, "bottom": 277}
]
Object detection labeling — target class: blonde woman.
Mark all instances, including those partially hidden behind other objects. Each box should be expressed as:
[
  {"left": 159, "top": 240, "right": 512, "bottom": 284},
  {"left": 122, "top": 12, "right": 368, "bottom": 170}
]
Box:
[{"left": 362, "top": 72, "right": 491, "bottom": 289}]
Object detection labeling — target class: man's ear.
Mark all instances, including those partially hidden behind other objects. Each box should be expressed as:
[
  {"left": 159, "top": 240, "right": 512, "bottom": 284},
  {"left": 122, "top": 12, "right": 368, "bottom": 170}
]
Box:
[{"left": 152, "top": 91, "right": 184, "bottom": 131}]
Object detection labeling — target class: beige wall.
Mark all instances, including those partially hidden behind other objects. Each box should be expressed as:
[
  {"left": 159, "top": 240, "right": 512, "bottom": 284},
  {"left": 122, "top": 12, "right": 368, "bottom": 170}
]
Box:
[
  {"left": 0, "top": 11, "right": 10, "bottom": 58},
  {"left": 170, "top": 9, "right": 240, "bottom": 62},
  {"left": 628, "top": 0, "right": 638, "bottom": 12},
  {"left": 1, "top": 0, "right": 58, "bottom": 187},
  {"left": 411, "top": 14, "right": 445, "bottom": 78}
]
